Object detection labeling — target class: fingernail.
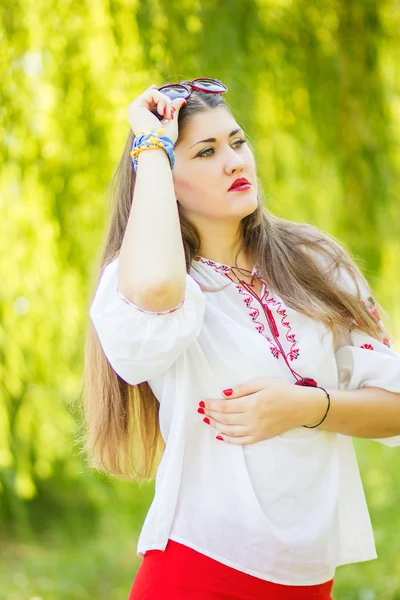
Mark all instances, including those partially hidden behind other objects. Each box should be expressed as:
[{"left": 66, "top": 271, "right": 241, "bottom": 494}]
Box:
[
  {"left": 203, "top": 417, "right": 210, "bottom": 425},
  {"left": 199, "top": 401, "right": 205, "bottom": 408},
  {"left": 216, "top": 435, "right": 224, "bottom": 441},
  {"left": 197, "top": 407, "right": 205, "bottom": 414},
  {"left": 223, "top": 389, "right": 233, "bottom": 396},
  {"left": 181, "top": 99, "right": 187, "bottom": 106}
]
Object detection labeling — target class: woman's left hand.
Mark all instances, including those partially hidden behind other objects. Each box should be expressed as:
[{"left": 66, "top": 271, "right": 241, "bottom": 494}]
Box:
[{"left": 198, "top": 377, "right": 317, "bottom": 445}]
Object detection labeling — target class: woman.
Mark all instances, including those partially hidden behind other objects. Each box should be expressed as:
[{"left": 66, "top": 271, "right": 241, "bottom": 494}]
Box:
[{"left": 83, "top": 78, "right": 400, "bottom": 599}]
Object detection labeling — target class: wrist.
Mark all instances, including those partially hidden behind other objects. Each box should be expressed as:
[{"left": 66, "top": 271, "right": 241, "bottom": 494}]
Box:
[{"left": 297, "top": 385, "right": 330, "bottom": 428}]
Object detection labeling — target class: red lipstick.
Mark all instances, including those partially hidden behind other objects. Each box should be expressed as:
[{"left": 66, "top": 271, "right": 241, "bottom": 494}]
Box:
[{"left": 228, "top": 177, "right": 251, "bottom": 191}]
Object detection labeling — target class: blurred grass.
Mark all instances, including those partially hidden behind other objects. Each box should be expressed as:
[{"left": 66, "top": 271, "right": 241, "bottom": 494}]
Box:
[
  {"left": 1, "top": 530, "right": 138, "bottom": 600},
  {"left": 1, "top": 478, "right": 154, "bottom": 600}
]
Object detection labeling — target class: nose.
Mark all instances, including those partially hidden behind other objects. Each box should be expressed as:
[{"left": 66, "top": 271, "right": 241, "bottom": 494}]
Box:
[{"left": 225, "top": 150, "right": 246, "bottom": 174}]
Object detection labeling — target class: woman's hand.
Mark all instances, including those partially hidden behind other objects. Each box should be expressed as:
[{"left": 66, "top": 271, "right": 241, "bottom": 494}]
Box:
[
  {"left": 198, "top": 377, "right": 324, "bottom": 445},
  {"left": 127, "top": 83, "right": 187, "bottom": 144}
]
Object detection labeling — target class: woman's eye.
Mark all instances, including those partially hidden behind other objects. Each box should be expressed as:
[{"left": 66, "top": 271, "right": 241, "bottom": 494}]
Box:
[{"left": 197, "top": 139, "right": 247, "bottom": 158}]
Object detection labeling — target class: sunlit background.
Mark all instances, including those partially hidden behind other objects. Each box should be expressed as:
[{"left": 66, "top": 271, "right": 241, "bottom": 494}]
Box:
[{"left": 1, "top": 1, "right": 400, "bottom": 598}]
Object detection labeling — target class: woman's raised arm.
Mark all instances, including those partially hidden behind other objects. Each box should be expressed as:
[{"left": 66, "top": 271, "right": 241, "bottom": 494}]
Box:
[{"left": 118, "top": 85, "right": 187, "bottom": 312}]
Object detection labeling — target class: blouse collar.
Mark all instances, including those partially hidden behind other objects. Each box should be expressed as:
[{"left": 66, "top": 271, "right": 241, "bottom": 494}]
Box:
[{"left": 192, "top": 255, "right": 260, "bottom": 277}]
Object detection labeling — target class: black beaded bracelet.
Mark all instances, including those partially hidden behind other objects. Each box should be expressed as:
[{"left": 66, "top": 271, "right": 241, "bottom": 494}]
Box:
[{"left": 303, "top": 386, "right": 331, "bottom": 428}]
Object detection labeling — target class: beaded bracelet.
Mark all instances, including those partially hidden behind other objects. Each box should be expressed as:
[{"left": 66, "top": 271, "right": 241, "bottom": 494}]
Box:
[
  {"left": 303, "top": 386, "right": 331, "bottom": 428},
  {"left": 130, "top": 126, "right": 175, "bottom": 173}
]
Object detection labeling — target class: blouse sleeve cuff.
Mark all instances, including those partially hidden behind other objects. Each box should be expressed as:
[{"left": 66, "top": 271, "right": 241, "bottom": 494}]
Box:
[{"left": 116, "top": 285, "right": 185, "bottom": 315}]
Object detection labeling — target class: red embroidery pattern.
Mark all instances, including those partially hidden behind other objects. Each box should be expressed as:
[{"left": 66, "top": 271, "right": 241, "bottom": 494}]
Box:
[
  {"left": 236, "top": 285, "right": 300, "bottom": 362},
  {"left": 193, "top": 255, "right": 308, "bottom": 384},
  {"left": 360, "top": 343, "right": 374, "bottom": 351}
]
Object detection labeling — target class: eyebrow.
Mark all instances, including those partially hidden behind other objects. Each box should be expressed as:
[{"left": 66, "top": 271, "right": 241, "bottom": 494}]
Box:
[{"left": 189, "top": 128, "right": 243, "bottom": 149}]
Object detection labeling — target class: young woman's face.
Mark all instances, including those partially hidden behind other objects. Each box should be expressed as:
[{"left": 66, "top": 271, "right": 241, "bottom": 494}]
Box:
[{"left": 172, "top": 107, "right": 258, "bottom": 222}]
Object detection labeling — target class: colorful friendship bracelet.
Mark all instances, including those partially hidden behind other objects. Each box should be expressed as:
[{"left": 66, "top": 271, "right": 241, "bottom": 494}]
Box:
[{"left": 130, "top": 126, "right": 175, "bottom": 172}]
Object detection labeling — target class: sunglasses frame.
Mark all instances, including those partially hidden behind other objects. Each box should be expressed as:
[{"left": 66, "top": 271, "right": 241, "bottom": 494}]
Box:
[{"left": 158, "top": 77, "right": 228, "bottom": 98}]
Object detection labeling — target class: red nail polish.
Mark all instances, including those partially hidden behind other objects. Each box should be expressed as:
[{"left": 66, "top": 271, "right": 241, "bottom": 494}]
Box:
[
  {"left": 203, "top": 417, "right": 210, "bottom": 425},
  {"left": 199, "top": 401, "right": 205, "bottom": 408},
  {"left": 197, "top": 407, "right": 205, "bottom": 414},
  {"left": 223, "top": 389, "right": 233, "bottom": 396},
  {"left": 216, "top": 435, "right": 224, "bottom": 441}
]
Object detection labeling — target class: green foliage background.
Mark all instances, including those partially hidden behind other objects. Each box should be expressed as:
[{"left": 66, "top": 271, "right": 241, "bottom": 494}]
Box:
[{"left": 1, "top": 1, "right": 400, "bottom": 598}]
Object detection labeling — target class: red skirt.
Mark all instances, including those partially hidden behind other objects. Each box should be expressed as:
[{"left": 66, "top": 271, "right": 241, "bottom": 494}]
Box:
[{"left": 128, "top": 539, "right": 334, "bottom": 599}]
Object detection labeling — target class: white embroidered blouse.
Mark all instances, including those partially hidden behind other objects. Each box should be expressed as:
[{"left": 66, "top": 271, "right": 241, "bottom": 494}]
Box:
[{"left": 89, "top": 253, "right": 400, "bottom": 586}]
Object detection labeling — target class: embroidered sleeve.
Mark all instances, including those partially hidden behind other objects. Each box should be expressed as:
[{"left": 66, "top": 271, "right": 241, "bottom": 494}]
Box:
[
  {"left": 333, "top": 265, "right": 400, "bottom": 447},
  {"left": 89, "top": 257, "right": 206, "bottom": 385}
]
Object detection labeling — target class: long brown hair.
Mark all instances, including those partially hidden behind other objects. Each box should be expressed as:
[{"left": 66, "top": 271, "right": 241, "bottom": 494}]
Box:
[{"left": 80, "top": 90, "right": 391, "bottom": 484}]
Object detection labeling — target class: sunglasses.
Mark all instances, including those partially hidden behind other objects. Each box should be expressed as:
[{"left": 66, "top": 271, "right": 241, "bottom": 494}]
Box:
[{"left": 151, "top": 77, "right": 228, "bottom": 119}]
